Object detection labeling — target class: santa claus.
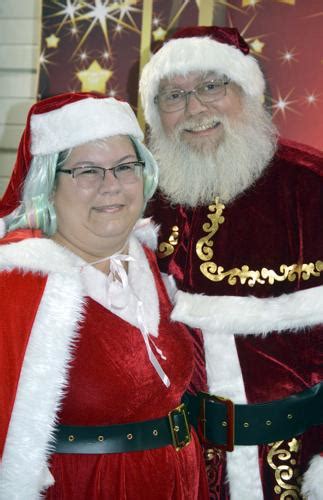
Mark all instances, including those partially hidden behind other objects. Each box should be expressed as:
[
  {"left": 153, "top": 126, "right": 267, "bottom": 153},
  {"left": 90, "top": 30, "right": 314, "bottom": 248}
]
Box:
[{"left": 140, "top": 25, "right": 323, "bottom": 500}]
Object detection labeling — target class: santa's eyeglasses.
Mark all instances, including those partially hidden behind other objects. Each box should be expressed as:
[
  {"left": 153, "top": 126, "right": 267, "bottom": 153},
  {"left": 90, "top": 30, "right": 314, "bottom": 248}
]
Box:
[{"left": 154, "top": 77, "right": 230, "bottom": 112}]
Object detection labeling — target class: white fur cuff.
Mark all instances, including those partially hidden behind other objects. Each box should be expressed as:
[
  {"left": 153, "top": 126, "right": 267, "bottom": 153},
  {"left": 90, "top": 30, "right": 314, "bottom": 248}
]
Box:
[
  {"left": 171, "top": 286, "right": 323, "bottom": 336},
  {"left": 301, "top": 455, "right": 323, "bottom": 500}
]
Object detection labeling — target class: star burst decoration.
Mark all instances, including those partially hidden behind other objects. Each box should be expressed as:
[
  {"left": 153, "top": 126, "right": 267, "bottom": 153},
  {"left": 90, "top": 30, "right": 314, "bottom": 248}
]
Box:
[
  {"left": 304, "top": 91, "right": 320, "bottom": 106},
  {"left": 117, "top": 0, "right": 141, "bottom": 24},
  {"left": 39, "top": 49, "right": 56, "bottom": 74},
  {"left": 271, "top": 88, "right": 300, "bottom": 118},
  {"left": 278, "top": 47, "right": 298, "bottom": 64},
  {"left": 47, "top": 0, "right": 83, "bottom": 31},
  {"left": 70, "top": 0, "right": 141, "bottom": 55}
]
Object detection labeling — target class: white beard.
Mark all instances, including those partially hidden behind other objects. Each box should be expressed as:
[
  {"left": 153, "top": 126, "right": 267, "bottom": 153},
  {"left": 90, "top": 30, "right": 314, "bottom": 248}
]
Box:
[{"left": 149, "top": 98, "right": 277, "bottom": 207}]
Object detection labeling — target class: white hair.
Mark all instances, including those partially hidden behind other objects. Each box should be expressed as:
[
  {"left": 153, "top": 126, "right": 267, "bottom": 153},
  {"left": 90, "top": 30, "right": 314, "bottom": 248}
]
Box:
[
  {"left": 4, "top": 135, "right": 159, "bottom": 235},
  {"left": 149, "top": 96, "right": 277, "bottom": 207}
]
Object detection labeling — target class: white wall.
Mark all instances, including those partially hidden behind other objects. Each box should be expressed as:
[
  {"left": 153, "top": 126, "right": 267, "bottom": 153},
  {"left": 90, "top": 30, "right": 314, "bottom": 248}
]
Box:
[{"left": 0, "top": 0, "right": 41, "bottom": 195}]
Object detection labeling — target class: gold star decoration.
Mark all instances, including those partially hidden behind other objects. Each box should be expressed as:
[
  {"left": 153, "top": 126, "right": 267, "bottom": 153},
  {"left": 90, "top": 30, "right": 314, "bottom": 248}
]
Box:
[
  {"left": 45, "top": 33, "right": 60, "bottom": 48},
  {"left": 152, "top": 26, "right": 167, "bottom": 42},
  {"left": 228, "top": 13, "right": 267, "bottom": 59},
  {"left": 250, "top": 38, "right": 265, "bottom": 54},
  {"left": 76, "top": 60, "right": 112, "bottom": 93}
]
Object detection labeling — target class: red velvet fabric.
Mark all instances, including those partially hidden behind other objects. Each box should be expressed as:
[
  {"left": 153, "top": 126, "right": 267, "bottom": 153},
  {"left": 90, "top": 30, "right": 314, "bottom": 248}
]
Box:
[
  {"left": 0, "top": 270, "right": 46, "bottom": 458},
  {"left": 0, "top": 228, "right": 42, "bottom": 245},
  {"left": 46, "top": 248, "right": 209, "bottom": 499},
  {"left": 147, "top": 141, "right": 323, "bottom": 498},
  {"left": 168, "top": 26, "right": 250, "bottom": 55},
  {"left": 0, "top": 229, "right": 46, "bottom": 458},
  {"left": 148, "top": 141, "right": 323, "bottom": 299}
]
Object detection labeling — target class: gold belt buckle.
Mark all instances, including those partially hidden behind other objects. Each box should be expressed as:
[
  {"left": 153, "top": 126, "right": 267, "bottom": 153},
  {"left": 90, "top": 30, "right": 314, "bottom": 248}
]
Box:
[
  {"left": 199, "top": 392, "right": 235, "bottom": 452},
  {"left": 168, "top": 403, "right": 191, "bottom": 451}
]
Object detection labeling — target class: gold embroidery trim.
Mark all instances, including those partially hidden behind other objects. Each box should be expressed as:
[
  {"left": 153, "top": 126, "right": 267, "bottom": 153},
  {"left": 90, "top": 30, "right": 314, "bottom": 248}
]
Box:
[
  {"left": 267, "top": 438, "right": 302, "bottom": 499},
  {"left": 157, "top": 225, "right": 179, "bottom": 258},
  {"left": 196, "top": 198, "right": 323, "bottom": 287}
]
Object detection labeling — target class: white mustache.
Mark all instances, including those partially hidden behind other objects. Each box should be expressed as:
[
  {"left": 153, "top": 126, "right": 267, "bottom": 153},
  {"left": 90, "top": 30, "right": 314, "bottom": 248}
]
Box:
[{"left": 176, "top": 115, "right": 224, "bottom": 134}]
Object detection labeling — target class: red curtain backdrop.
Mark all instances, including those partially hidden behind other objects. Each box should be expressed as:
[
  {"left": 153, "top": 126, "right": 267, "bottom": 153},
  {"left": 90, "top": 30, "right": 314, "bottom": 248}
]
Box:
[{"left": 38, "top": 0, "right": 323, "bottom": 151}]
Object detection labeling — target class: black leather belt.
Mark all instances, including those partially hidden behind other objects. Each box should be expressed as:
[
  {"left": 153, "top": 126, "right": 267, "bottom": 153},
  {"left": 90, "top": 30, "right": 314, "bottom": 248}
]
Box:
[
  {"left": 54, "top": 403, "right": 191, "bottom": 454},
  {"left": 185, "top": 382, "right": 323, "bottom": 451}
]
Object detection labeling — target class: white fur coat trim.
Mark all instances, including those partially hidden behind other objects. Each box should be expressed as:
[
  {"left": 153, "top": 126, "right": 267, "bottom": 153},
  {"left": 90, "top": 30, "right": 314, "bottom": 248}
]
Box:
[
  {"left": 203, "top": 330, "right": 264, "bottom": 499},
  {"left": 0, "top": 271, "right": 85, "bottom": 499},
  {"left": 133, "top": 217, "right": 158, "bottom": 250},
  {"left": 301, "top": 454, "right": 323, "bottom": 500},
  {"left": 172, "top": 287, "right": 323, "bottom": 498},
  {"left": 0, "top": 218, "right": 158, "bottom": 275},
  {"left": 172, "top": 285, "right": 323, "bottom": 336}
]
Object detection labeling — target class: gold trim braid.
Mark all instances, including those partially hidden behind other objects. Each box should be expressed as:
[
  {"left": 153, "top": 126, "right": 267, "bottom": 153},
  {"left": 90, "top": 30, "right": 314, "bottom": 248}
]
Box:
[
  {"left": 157, "top": 226, "right": 179, "bottom": 258},
  {"left": 195, "top": 198, "right": 323, "bottom": 287}
]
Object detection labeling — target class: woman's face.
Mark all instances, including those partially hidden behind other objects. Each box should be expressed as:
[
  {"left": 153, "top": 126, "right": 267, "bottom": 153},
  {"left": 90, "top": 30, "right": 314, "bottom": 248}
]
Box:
[{"left": 53, "top": 135, "right": 144, "bottom": 260}]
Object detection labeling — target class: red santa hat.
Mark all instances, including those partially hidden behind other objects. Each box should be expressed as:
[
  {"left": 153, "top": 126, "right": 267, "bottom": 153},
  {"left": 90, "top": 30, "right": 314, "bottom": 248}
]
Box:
[
  {"left": 0, "top": 92, "right": 144, "bottom": 220},
  {"left": 0, "top": 93, "right": 143, "bottom": 217},
  {"left": 139, "top": 25, "right": 266, "bottom": 127}
]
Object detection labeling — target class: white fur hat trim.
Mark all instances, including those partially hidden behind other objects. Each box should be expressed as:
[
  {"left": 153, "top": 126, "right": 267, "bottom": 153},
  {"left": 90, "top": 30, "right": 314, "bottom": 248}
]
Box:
[
  {"left": 139, "top": 36, "right": 265, "bottom": 126},
  {"left": 31, "top": 97, "right": 144, "bottom": 155}
]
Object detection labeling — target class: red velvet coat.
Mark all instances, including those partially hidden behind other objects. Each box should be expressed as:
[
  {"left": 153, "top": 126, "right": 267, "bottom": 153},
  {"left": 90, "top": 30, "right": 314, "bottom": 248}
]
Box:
[{"left": 147, "top": 139, "right": 323, "bottom": 500}]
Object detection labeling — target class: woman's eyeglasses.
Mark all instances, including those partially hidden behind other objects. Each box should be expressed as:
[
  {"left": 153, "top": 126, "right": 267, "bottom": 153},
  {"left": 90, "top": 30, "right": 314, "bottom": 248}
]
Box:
[{"left": 57, "top": 161, "right": 145, "bottom": 189}]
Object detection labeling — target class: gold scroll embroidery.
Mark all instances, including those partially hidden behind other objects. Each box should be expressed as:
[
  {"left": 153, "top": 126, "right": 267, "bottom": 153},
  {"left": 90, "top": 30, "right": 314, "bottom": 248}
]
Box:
[
  {"left": 267, "top": 439, "right": 302, "bottom": 499},
  {"left": 157, "top": 225, "right": 179, "bottom": 258},
  {"left": 195, "top": 198, "right": 323, "bottom": 286}
]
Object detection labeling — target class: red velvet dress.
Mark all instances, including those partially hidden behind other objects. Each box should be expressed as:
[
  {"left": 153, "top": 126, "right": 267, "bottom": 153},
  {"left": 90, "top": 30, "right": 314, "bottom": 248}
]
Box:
[{"left": 45, "top": 251, "right": 208, "bottom": 499}]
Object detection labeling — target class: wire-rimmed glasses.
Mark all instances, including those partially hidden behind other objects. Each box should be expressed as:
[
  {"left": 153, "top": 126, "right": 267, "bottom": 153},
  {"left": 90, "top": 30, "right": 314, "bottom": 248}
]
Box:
[
  {"left": 154, "top": 77, "right": 230, "bottom": 112},
  {"left": 57, "top": 161, "right": 145, "bottom": 189}
]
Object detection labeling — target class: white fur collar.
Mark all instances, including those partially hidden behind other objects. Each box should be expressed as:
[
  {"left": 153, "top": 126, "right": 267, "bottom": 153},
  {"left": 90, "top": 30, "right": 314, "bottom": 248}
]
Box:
[{"left": 0, "top": 218, "right": 159, "bottom": 275}]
